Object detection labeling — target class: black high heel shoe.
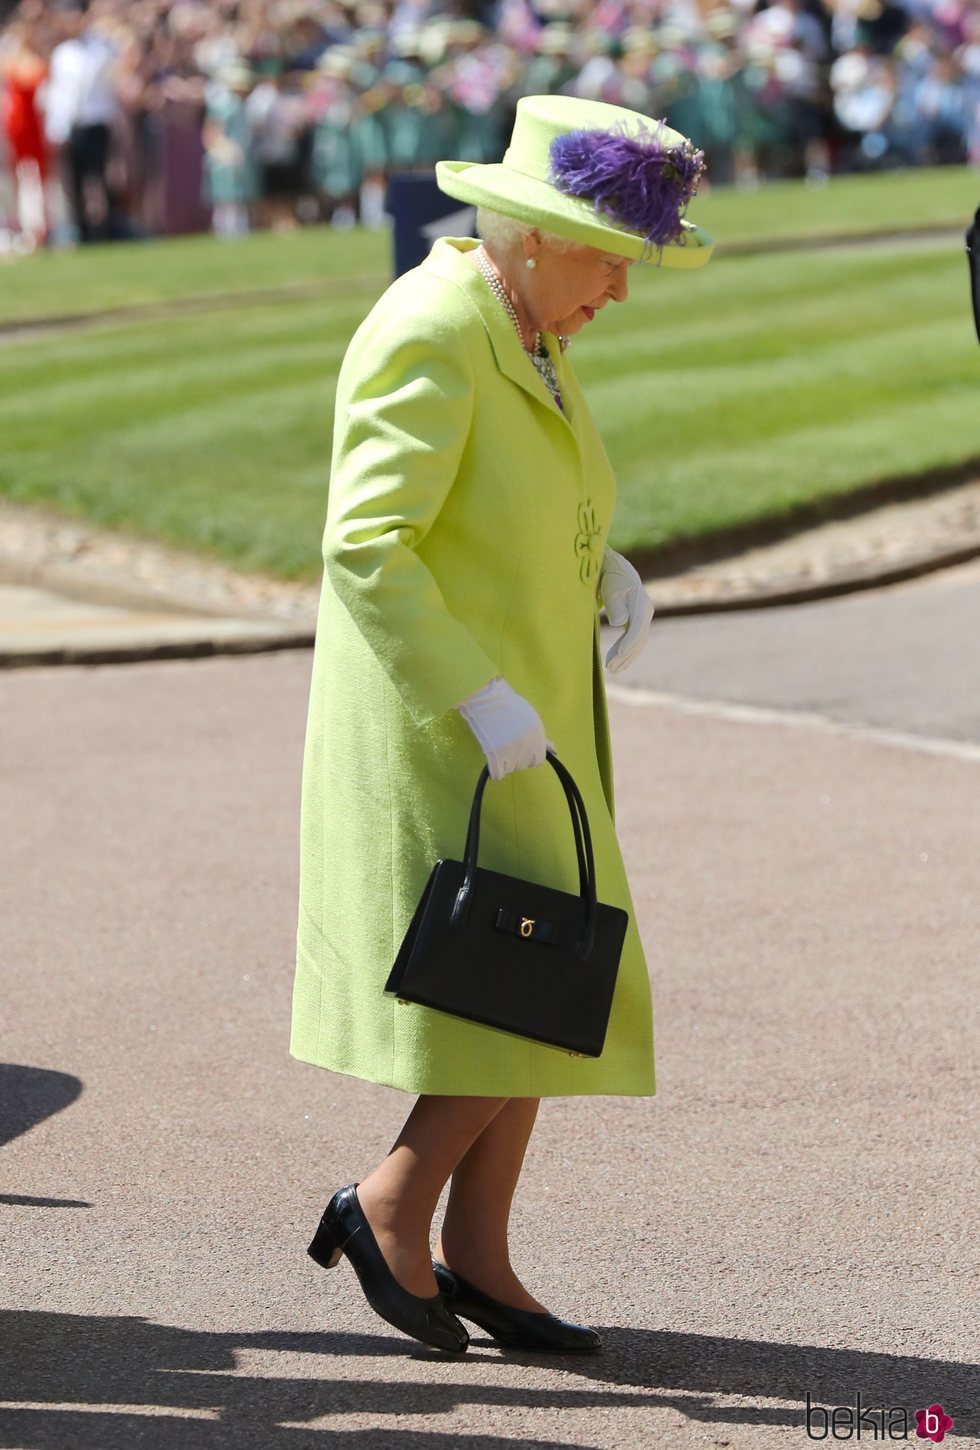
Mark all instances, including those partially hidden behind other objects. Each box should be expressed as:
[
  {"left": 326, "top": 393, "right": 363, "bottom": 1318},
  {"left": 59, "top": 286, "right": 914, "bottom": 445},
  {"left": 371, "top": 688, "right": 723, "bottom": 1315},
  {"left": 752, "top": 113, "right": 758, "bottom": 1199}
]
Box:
[
  {"left": 431, "top": 1259, "right": 602, "bottom": 1354},
  {"left": 308, "top": 1185, "right": 469, "bottom": 1355}
]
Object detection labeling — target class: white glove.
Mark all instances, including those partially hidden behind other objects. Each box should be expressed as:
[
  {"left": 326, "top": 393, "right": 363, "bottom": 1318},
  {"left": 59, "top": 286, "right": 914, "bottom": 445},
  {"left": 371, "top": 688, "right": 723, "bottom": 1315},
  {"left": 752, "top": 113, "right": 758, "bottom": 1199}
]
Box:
[
  {"left": 457, "top": 676, "right": 554, "bottom": 781},
  {"left": 599, "top": 545, "right": 655, "bottom": 674}
]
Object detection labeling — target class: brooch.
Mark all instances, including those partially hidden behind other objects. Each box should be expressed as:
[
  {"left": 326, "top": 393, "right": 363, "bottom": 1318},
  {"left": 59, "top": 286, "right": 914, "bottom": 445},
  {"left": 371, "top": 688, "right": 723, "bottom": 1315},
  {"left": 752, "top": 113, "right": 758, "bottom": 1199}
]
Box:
[{"left": 574, "top": 500, "right": 602, "bottom": 584}]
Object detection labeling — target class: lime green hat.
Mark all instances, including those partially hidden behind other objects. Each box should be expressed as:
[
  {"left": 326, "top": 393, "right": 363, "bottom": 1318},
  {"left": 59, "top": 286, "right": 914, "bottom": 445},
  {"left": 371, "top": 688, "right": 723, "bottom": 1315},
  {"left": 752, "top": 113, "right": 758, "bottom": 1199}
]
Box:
[{"left": 435, "top": 94, "right": 713, "bottom": 268}]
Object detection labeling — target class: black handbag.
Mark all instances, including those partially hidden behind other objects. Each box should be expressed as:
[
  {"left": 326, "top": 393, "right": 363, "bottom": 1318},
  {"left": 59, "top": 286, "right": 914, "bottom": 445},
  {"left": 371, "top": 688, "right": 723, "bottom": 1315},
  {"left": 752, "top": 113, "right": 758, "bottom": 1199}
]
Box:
[{"left": 384, "top": 751, "right": 628, "bottom": 1058}]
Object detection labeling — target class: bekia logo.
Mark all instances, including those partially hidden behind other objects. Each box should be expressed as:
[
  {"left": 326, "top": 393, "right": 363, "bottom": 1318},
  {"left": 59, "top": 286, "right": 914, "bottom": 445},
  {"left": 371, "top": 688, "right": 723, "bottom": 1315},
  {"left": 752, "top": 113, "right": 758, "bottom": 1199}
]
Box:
[
  {"left": 804, "top": 1392, "right": 954, "bottom": 1441},
  {"left": 914, "top": 1405, "right": 954, "bottom": 1443}
]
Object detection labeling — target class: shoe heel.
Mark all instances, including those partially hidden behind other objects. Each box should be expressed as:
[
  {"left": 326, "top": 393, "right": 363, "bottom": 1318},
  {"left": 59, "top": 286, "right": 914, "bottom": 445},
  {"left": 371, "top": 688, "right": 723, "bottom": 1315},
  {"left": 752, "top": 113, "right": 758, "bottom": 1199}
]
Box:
[{"left": 308, "top": 1214, "right": 344, "bottom": 1270}]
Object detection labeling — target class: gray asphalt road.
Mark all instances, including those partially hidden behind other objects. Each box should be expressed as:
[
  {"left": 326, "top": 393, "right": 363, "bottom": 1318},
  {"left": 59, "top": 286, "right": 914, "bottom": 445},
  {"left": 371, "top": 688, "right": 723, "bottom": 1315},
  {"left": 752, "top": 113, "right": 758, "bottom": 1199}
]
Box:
[
  {"left": 604, "top": 557, "right": 980, "bottom": 745},
  {"left": 2, "top": 564, "right": 978, "bottom": 1448}
]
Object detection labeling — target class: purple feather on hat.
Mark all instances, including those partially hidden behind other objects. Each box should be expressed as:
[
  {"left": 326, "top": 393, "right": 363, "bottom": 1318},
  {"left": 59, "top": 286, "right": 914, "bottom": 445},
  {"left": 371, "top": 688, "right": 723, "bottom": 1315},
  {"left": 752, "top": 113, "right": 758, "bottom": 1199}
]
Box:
[{"left": 548, "top": 120, "right": 705, "bottom": 258}]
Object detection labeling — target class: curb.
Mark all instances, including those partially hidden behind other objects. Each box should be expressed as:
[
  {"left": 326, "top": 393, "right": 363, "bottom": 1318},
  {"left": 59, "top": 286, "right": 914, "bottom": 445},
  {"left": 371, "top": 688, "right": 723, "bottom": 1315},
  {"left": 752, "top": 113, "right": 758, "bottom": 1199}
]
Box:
[
  {"left": 0, "top": 629, "right": 315, "bottom": 671},
  {"left": 648, "top": 538, "right": 980, "bottom": 617},
  {"left": 3, "top": 535, "right": 978, "bottom": 670}
]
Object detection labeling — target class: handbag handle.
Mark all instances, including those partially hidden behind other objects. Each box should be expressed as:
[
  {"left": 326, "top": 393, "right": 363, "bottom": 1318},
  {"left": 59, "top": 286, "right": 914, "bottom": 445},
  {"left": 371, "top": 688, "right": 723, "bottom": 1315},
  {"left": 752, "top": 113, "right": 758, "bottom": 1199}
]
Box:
[
  {"left": 549, "top": 753, "right": 598, "bottom": 962},
  {"left": 451, "top": 750, "right": 599, "bottom": 962},
  {"left": 459, "top": 750, "right": 590, "bottom": 902}
]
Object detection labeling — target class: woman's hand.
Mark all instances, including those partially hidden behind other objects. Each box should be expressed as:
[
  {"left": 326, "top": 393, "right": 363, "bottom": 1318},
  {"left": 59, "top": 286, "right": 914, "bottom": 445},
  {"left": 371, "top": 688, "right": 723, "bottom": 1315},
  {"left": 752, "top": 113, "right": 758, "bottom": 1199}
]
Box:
[
  {"left": 599, "top": 546, "right": 655, "bottom": 674},
  {"left": 457, "top": 677, "right": 554, "bottom": 780}
]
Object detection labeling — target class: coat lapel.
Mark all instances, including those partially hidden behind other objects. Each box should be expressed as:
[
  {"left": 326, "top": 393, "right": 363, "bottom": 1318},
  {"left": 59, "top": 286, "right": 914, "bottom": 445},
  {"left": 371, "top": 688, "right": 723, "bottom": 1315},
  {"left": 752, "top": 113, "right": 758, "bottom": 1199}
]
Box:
[{"left": 420, "top": 237, "right": 577, "bottom": 431}]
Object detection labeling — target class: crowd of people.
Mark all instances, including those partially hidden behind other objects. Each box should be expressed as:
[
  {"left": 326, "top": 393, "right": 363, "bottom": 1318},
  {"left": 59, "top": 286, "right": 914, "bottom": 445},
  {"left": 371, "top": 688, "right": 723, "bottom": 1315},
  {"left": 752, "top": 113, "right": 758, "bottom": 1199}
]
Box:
[{"left": 0, "top": 0, "right": 976, "bottom": 252}]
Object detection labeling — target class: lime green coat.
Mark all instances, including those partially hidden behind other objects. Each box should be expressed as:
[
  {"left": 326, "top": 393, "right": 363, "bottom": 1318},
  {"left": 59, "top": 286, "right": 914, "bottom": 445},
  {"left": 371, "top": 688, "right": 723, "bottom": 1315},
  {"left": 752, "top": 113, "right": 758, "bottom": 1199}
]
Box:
[{"left": 290, "top": 235, "right": 655, "bottom": 1097}]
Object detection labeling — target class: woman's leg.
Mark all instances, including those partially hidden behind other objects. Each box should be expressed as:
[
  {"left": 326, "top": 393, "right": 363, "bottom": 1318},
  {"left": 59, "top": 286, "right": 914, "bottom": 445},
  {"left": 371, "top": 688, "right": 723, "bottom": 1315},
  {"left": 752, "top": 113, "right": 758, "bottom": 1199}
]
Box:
[
  {"left": 434, "top": 1097, "right": 548, "bottom": 1313},
  {"left": 355, "top": 1094, "right": 508, "bottom": 1298}
]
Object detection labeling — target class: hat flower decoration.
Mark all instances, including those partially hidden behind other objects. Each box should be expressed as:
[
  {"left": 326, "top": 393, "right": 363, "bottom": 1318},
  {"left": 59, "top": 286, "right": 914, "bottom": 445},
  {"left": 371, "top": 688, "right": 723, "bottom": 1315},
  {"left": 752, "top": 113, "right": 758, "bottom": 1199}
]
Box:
[{"left": 548, "top": 119, "right": 705, "bottom": 261}]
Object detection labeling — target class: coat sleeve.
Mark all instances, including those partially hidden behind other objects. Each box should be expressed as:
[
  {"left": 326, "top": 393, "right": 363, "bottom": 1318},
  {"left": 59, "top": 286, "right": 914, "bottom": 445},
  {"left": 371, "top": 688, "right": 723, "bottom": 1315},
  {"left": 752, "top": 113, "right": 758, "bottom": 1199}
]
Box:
[{"left": 322, "top": 286, "right": 500, "bottom": 727}]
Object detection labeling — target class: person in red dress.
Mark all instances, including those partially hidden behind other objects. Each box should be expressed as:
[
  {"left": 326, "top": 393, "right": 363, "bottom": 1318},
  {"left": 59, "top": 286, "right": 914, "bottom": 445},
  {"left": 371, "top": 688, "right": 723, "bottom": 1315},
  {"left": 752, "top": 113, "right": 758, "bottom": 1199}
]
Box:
[{"left": 1, "top": 15, "right": 50, "bottom": 249}]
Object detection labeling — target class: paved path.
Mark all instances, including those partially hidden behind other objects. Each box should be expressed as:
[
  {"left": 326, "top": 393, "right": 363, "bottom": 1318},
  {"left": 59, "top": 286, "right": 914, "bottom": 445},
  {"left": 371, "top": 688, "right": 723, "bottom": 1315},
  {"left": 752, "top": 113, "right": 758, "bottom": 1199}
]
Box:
[
  {"left": 605, "top": 556, "right": 980, "bottom": 747},
  {"left": 2, "top": 553, "right": 977, "bottom": 1446}
]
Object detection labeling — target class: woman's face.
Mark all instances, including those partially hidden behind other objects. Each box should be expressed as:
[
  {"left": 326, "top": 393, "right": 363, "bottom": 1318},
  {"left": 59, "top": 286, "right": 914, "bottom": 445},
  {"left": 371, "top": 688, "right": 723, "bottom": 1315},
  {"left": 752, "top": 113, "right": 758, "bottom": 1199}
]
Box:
[{"left": 523, "top": 237, "right": 636, "bottom": 337}]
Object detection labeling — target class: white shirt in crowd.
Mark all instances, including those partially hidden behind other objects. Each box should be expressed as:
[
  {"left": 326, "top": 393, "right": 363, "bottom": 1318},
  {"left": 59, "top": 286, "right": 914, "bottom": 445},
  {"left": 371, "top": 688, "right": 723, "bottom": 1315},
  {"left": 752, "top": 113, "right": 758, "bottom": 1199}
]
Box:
[
  {"left": 43, "top": 31, "right": 119, "bottom": 146},
  {"left": 244, "top": 82, "right": 307, "bottom": 165}
]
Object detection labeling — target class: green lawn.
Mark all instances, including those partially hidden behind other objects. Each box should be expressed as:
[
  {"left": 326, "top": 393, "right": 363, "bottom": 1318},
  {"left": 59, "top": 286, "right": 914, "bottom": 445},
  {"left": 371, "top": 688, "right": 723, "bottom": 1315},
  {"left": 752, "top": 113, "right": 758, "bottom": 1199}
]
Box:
[
  {"left": 582, "top": 239, "right": 978, "bottom": 554},
  {"left": 0, "top": 168, "right": 977, "bottom": 578},
  {"left": 0, "top": 164, "right": 974, "bottom": 324},
  {"left": 1, "top": 225, "right": 387, "bottom": 326},
  {"left": 692, "top": 163, "right": 977, "bottom": 248}
]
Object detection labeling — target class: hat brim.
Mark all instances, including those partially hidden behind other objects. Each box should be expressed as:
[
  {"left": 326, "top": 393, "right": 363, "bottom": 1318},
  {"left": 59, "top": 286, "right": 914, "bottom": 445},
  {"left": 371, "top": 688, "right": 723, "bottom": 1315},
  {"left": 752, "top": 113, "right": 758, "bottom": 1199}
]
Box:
[{"left": 436, "top": 159, "right": 713, "bottom": 268}]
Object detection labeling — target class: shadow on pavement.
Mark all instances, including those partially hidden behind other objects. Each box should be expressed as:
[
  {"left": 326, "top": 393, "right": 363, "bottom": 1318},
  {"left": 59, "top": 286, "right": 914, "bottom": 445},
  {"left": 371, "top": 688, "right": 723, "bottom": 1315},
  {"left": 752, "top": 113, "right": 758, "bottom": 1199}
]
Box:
[
  {"left": 0, "top": 1194, "right": 91, "bottom": 1208},
  {"left": 0, "top": 1418, "right": 582, "bottom": 1450},
  {"left": 0, "top": 1065, "right": 90, "bottom": 1209},
  {"left": 0, "top": 1065, "right": 83, "bottom": 1150},
  {"left": 572, "top": 1326, "right": 978, "bottom": 1438},
  {"left": 0, "top": 1310, "right": 976, "bottom": 1447}
]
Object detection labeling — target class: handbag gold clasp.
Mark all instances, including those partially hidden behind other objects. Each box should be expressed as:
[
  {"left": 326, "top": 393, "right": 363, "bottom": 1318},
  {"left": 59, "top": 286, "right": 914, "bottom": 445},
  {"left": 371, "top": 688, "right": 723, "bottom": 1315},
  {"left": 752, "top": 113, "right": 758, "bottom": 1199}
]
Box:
[{"left": 520, "top": 917, "right": 535, "bottom": 938}]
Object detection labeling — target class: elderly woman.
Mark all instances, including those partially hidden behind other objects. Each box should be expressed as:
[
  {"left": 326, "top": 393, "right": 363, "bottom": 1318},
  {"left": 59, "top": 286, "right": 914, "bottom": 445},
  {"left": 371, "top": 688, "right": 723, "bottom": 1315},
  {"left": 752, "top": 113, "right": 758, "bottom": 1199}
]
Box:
[{"left": 291, "top": 94, "right": 713, "bottom": 1356}]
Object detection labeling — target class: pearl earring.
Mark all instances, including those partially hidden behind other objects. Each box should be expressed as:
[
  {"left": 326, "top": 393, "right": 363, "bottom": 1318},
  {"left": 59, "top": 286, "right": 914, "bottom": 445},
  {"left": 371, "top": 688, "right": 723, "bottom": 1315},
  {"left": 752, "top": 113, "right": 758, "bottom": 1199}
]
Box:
[{"left": 526, "top": 257, "right": 537, "bottom": 270}]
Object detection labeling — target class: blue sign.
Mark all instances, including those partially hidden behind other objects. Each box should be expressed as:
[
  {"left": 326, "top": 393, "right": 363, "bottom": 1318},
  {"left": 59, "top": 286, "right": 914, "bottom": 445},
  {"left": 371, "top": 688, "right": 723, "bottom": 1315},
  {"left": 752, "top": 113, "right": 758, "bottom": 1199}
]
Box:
[{"left": 387, "top": 172, "right": 476, "bottom": 278}]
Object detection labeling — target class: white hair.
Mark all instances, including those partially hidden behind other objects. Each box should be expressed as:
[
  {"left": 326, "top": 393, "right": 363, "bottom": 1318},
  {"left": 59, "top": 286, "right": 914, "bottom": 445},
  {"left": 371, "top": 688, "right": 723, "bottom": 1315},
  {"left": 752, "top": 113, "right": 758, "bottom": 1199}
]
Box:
[{"left": 475, "top": 207, "right": 578, "bottom": 255}]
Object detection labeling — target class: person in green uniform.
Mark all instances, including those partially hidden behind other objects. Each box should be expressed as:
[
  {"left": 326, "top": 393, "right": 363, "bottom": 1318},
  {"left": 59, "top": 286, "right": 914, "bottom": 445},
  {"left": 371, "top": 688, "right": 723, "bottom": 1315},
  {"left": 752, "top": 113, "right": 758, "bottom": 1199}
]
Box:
[
  {"left": 348, "top": 29, "right": 391, "bottom": 228},
  {"left": 309, "top": 48, "right": 362, "bottom": 223},
  {"left": 380, "top": 30, "right": 430, "bottom": 171},
  {"left": 202, "top": 62, "right": 259, "bottom": 237},
  {"left": 292, "top": 95, "right": 713, "bottom": 1357}
]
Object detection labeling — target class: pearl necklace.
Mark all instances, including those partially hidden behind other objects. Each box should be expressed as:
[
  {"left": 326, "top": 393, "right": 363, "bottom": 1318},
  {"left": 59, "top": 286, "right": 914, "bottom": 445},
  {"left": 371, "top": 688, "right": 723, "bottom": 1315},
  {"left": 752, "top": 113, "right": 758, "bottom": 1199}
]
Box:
[
  {"left": 476, "top": 246, "right": 539, "bottom": 354},
  {"left": 475, "top": 246, "right": 567, "bottom": 411}
]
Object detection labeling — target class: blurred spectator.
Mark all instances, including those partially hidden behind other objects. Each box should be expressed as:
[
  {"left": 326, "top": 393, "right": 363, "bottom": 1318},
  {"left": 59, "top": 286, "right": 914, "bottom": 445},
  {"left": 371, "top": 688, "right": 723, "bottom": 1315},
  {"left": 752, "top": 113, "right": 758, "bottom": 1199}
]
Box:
[
  {"left": 245, "top": 57, "right": 310, "bottom": 230},
  {"left": 831, "top": 45, "right": 898, "bottom": 165},
  {"left": 915, "top": 51, "right": 972, "bottom": 162},
  {"left": 44, "top": 0, "right": 119, "bottom": 243},
  {"left": 0, "top": 8, "right": 49, "bottom": 247},
  {"left": 203, "top": 58, "right": 259, "bottom": 235},
  {"left": 0, "top": 0, "right": 975, "bottom": 252},
  {"left": 146, "top": 14, "right": 210, "bottom": 237},
  {"left": 309, "top": 46, "right": 361, "bottom": 226}
]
